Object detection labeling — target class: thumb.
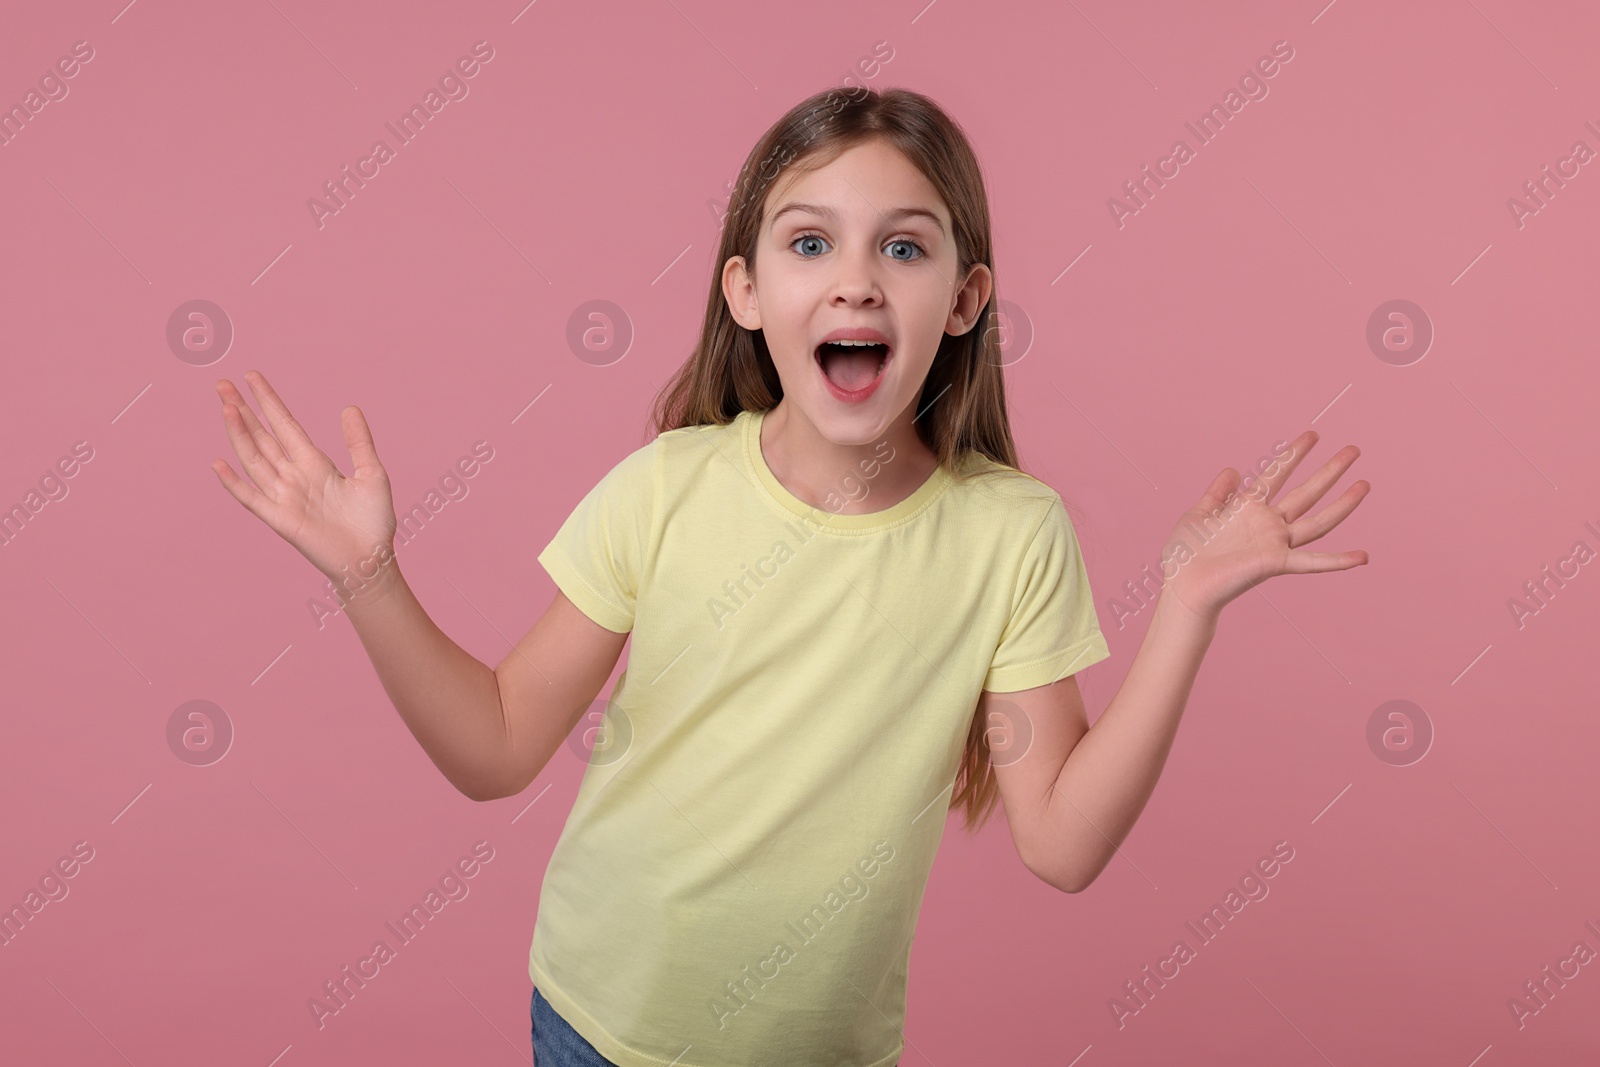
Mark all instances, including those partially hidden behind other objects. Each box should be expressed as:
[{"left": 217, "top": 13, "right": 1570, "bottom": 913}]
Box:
[{"left": 340, "top": 405, "right": 385, "bottom": 479}]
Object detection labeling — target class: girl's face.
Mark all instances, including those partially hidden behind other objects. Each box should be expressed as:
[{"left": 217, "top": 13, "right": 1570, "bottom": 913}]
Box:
[{"left": 722, "top": 137, "right": 992, "bottom": 448}]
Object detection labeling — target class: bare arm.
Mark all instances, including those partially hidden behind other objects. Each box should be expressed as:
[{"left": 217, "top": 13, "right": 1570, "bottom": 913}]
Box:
[
  {"left": 992, "top": 429, "right": 1369, "bottom": 892},
  {"left": 211, "top": 369, "right": 625, "bottom": 803},
  {"left": 986, "top": 595, "right": 1214, "bottom": 893},
  {"left": 490, "top": 588, "right": 629, "bottom": 798},
  {"left": 341, "top": 570, "right": 626, "bottom": 802}
]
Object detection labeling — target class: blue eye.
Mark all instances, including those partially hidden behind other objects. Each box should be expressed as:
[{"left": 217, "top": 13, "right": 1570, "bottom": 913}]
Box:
[
  {"left": 792, "top": 233, "right": 829, "bottom": 257},
  {"left": 789, "top": 232, "right": 927, "bottom": 262},
  {"left": 885, "top": 239, "right": 925, "bottom": 261}
]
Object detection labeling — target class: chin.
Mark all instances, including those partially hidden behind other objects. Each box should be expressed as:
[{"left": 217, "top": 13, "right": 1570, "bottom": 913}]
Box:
[{"left": 800, "top": 396, "right": 900, "bottom": 445}]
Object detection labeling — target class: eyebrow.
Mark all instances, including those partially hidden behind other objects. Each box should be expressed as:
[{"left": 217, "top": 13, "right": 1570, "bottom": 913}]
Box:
[{"left": 768, "top": 201, "right": 946, "bottom": 238}]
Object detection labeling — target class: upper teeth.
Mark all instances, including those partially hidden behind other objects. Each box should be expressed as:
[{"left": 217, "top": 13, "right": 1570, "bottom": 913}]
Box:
[{"left": 829, "top": 339, "right": 883, "bottom": 346}]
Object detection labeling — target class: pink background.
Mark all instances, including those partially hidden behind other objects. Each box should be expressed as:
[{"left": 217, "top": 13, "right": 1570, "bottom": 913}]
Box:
[{"left": 3, "top": 0, "right": 1598, "bottom": 1063}]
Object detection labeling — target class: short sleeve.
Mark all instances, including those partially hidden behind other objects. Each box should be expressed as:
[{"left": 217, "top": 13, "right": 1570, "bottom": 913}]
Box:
[
  {"left": 536, "top": 442, "right": 657, "bottom": 634},
  {"left": 983, "top": 496, "right": 1110, "bottom": 692}
]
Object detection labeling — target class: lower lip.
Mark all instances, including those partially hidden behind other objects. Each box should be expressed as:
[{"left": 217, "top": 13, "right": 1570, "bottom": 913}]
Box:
[{"left": 815, "top": 347, "right": 891, "bottom": 403}]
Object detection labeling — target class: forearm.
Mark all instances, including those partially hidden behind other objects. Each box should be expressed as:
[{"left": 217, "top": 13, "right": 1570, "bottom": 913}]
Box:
[
  {"left": 1037, "top": 590, "right": 1218, "bottom": 891},
  {"left": 338, "top": 559, "right": 512, "bottom": 801}
]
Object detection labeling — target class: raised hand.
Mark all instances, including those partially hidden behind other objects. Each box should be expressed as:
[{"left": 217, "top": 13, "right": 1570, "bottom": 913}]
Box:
[
  {"left": 1159, "top": 430, "right": 1370, "bottom": 624},
  {"left": 211, "top": 370, "right": 399, "bottom": 601}
]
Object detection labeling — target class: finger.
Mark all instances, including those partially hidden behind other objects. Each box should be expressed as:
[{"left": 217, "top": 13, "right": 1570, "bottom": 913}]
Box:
[
  {"left": 1277, "top": 443, "right": 1362, "bottom": 524},
  {"left": 210, "top": 456, "right": 274, "bottom": 522},
  {"left": 219, "top": 396, "right": 284, "bottom": 491},
  {"left": 1281, "top": 547, "right": 1369, "bottom": 574},
  {"left": 243, "top": 370, "right": 321, "bottom": 464},
  {"left": 1196, "top": 467, "right": 1241, "bottom": 513},
  {"left": 340, "top": 405, "right": 385, "bottom": 480},
  {"left": 216, "top": 377, "right": 289, "bottom": 470},
  {"left": 1251, "top": 430, "right": 1320, "bottom": 507},
  {"left": 1287, "top": 480, "right": 1370, "bottom": 548}
]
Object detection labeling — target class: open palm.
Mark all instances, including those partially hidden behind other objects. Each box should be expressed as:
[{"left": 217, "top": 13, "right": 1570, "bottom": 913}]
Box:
[
  {"left": 211, "top": 370, "right": 398, "bottom": 589},
  {"left": 1160, "top": 429, "right": 1370, "bottom": 623}
]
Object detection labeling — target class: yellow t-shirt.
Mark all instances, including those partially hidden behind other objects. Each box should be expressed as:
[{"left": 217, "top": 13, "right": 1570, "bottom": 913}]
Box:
[{"left": 531, "top": 407, "right": 1109, "bottom": 1067}]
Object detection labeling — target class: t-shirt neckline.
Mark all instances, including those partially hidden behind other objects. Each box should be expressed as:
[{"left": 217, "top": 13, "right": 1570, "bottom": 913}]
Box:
[{"left": 742, "top": 407, "right": 954, "bottom": 532}]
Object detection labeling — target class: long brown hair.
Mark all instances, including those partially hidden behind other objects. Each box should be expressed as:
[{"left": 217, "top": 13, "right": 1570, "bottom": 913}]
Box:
[{"left": 649, "top": 85, "right": 1028, "bottom": 835}]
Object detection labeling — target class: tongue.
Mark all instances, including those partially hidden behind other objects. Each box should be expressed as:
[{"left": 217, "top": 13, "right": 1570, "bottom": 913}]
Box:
[{"left": 820, "top": 346, "right": 881, "bottom": 390}]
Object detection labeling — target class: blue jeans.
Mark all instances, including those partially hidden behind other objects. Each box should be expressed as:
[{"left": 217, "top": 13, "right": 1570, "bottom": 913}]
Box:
[
  {"left": 530, "top": 986, "right": 901, "bottom": 1066},
  {"left": 532, "top": 987, "right": 621, "bottom": 1067}
]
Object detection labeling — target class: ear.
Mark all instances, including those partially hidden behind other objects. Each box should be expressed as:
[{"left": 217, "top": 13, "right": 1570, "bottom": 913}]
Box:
[
  {"left": 722, "top": 255, "right": 762, "bottom": 331},
  {"left": 946, "top": 262, "right": 994, "bottom": 336}
]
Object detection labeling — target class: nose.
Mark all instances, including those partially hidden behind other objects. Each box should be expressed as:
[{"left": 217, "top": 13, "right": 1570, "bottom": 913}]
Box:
[{"left": 828, "top": 243, "right": 884, "bottom": 307}]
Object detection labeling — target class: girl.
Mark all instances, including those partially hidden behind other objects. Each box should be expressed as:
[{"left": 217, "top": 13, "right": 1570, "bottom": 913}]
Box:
[{"left": 212, "top": 86, "right": 1369, "bottom": 1067}]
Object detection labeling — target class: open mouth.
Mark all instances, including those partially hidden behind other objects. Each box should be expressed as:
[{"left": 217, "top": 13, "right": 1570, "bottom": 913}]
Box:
[{"left": 814, "top": 340, "right": 892, "bottom": 395}]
